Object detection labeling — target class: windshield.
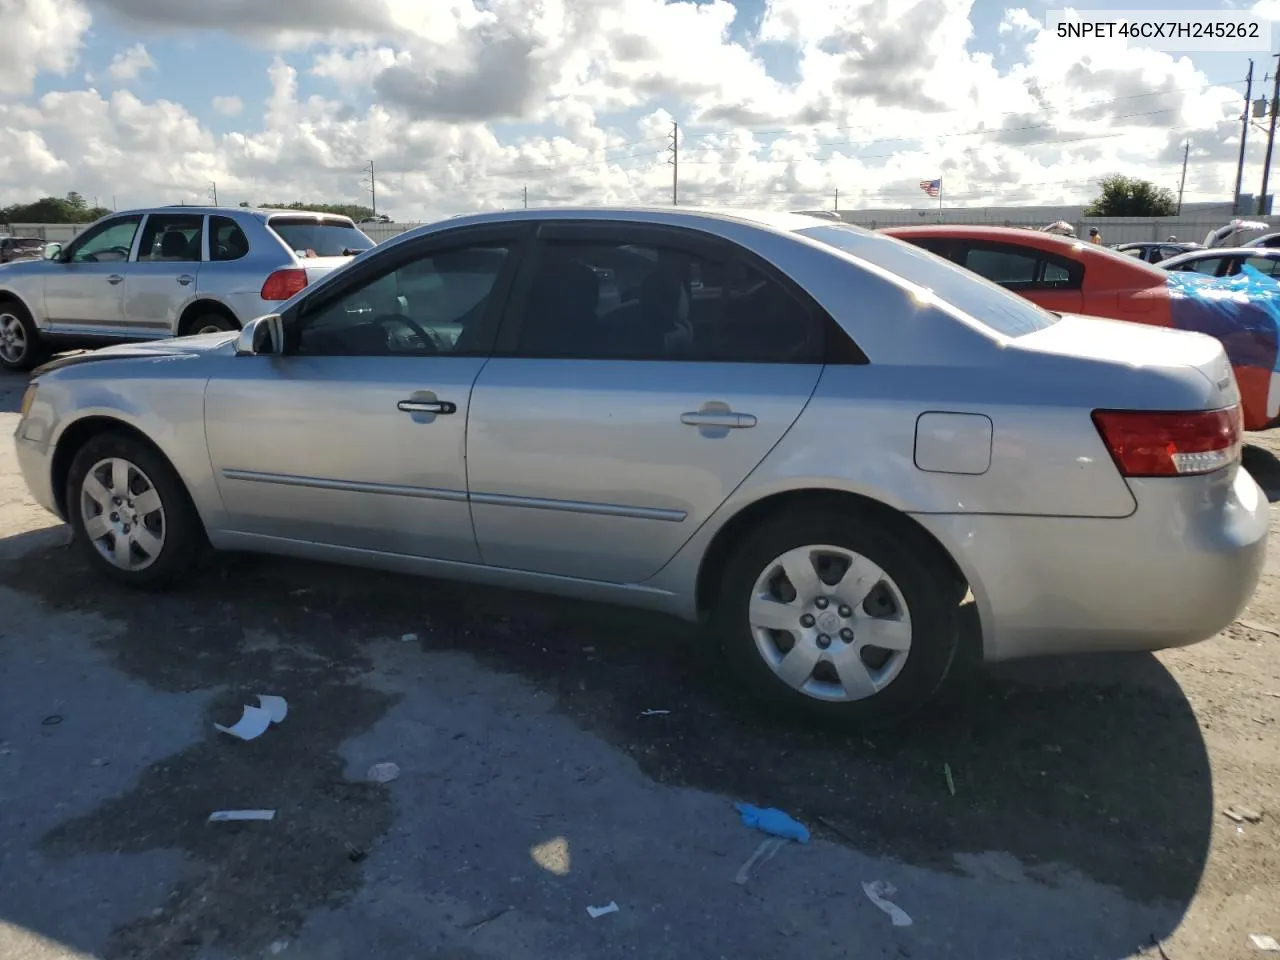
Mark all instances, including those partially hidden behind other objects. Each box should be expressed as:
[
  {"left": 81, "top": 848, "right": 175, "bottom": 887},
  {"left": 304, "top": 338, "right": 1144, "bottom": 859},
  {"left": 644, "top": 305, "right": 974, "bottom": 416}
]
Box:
[
  {"left": 268, "top": 218, "right": 374, "bottom": 258},
  {"left": 795, "top": 224, "right": 1060, "bottom": 337}
]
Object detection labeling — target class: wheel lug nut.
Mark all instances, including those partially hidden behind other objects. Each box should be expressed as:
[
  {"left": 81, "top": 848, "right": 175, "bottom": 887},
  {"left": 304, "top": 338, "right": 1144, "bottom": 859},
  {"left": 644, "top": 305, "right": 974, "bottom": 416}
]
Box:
[
  {"left": 839, "top": 605, "right": 852, "bottom": 618},
  {"left": 840, "top": 628, "right": 854, "bottom": 642},
  {"left": 800, "top": 614, "right": 815, "bottom": 628},
  {"left": 816, "top": 634, "right": 831, "bottom": 649},
  {"left": 815, "top": 597, "right": 829, "bottom": 610}
]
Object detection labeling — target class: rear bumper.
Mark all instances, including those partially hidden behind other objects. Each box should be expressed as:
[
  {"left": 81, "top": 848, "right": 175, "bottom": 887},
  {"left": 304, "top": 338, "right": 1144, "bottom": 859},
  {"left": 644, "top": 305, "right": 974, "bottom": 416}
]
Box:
[{"left": 913, "top": 466, "right": 1269, "bottom": 661}]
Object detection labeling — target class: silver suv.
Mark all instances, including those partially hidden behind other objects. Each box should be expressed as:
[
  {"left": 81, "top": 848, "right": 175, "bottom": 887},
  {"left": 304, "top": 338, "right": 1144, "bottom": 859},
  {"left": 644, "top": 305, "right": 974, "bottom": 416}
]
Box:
[{"left": 0, "top": 206, "right": 374, "bottom": 371}]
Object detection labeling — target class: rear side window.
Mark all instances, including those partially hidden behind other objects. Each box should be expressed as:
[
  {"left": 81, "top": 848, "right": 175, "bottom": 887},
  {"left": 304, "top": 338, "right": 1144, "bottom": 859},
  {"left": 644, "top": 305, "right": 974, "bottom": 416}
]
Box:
[
  {"left": 797, "top": 223, "right": 1060, "bottom": 337},
  {"left": 957, "top": 242, "right": 1083, "bottom": 291},
  {"left": 210, "top": 216, "right": 250, "bottom": 262},
  {"left": 137, "top": 213, "right": 202, "bottom": 262},
  {"left": 963, "top": 247, "right": 1038, "bottom": 284},
  {"left": 269, "top": 218, "right": 375, "bottom": 258}
]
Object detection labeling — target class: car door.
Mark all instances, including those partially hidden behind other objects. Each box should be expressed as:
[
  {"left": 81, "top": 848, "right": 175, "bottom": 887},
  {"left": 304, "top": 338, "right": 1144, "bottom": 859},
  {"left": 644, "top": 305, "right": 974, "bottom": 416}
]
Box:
[
  {"left": 203, "top": 223, "right": 527, "bottom": 561},
  {"left": 42, "top": 215, "right": 142, "bottom": 333},
  {"left": 957, "top": 241, "right": 1084, "bottom": 314},
  {"left": 465, "top": 221, "right": 828, "bottom": 583},
  {"left": 123, "top": 212, "right": 205, "bottom": 336}
]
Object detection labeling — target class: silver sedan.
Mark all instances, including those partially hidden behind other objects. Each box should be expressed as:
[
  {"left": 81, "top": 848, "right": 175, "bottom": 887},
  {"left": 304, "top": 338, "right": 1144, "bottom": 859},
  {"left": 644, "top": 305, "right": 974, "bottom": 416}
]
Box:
[{"left": 12, "top": 207, "right": 1269, "bottom": 723}]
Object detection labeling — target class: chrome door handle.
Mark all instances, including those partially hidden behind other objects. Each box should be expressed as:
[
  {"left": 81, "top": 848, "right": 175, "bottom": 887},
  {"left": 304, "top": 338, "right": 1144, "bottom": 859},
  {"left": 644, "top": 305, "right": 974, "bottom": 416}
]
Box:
[
  {"left": 398, "top": 399, "right": 456, "bottom": 415},
  {"left": 107, "top": 274, "right": 124, "bottom": 285},
  {"left": 177, "top": 275, "right": 194, "bottom": 286},
  {"left": 680, "top": 411, "right": 756, "bottom": 428}
]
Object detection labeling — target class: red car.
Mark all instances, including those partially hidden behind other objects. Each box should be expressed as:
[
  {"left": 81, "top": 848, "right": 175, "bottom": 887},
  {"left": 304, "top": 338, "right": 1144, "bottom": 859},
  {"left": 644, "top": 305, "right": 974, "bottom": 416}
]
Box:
[{"left": 883, "top": 225, "right": 1278, "bottom": 431}]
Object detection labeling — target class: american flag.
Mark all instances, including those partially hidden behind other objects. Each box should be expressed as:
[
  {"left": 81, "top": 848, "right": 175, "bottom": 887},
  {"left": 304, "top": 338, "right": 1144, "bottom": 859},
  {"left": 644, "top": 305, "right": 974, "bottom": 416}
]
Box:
[{"left": 919, "top": 178, "right": 941, "bottom": 198}]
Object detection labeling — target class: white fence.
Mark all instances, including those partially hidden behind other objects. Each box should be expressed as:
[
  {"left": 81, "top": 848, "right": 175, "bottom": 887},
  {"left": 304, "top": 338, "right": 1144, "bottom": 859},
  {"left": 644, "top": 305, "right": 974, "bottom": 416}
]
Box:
[{"left": 11, "top": 212, "right": 1280, "bottom": 248}]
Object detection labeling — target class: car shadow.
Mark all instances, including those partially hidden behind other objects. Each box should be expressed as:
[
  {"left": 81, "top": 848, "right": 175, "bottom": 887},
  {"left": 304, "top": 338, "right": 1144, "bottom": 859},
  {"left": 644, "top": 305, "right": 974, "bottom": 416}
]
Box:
[
  {"left": 0, "top": 535, "right": 1212, "bottom": 959},
  {"left": 0, "top": 370, "right": 28, "bottom": 413},
  {"left": 1244, "top": 442, "right": 1280, "bottom": 502}
]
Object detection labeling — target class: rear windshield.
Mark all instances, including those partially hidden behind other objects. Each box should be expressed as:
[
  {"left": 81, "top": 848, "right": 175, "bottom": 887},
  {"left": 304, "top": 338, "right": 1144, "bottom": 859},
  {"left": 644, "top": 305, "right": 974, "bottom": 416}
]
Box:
[
  {"left": 796, "top": 223, "right": 1060, "bottom": 337},
  {"left": 268, "top": 218, "right": 375, "bottom": 258},
  {"left": 9, "top": 238, "right": 44, "bottom": 250}
]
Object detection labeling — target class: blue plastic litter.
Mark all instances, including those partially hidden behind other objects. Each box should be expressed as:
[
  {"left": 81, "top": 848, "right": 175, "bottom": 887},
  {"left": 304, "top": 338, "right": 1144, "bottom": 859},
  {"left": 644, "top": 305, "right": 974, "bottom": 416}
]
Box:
[{"left": 734, "top": 802, "right": 811, "bottom": 843}]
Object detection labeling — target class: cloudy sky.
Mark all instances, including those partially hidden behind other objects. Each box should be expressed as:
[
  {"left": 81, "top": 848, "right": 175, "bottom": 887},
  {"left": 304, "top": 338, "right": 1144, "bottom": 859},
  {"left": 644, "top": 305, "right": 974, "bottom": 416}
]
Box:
[{"left": 2, "top": 0, "right": 1279, "bottom": 220}]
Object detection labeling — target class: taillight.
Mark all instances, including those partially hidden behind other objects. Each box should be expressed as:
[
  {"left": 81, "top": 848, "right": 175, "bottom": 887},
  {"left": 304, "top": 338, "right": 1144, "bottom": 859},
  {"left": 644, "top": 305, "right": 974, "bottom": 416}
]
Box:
[
  {"left": 260, "top": 269, "right": 307, "bottom": 301},
  {"left": 1092, "top": 405, "right": 1242, "bottom": 477}
]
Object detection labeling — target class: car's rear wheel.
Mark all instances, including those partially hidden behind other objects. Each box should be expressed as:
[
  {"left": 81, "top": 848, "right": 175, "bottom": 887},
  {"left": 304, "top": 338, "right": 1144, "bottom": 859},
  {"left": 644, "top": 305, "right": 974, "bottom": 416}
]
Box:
[
  {"left": 187, "top": 313, "right": 238, "bottom": 336},
  {"left": 0, "top": 299, "right": 48, "bottom": 372},
  {"left": 714, "top": 505, "right": 961, "bottom": 725},
  {"left": 66, "top": 432, "right": 204, "bottom": 589}
]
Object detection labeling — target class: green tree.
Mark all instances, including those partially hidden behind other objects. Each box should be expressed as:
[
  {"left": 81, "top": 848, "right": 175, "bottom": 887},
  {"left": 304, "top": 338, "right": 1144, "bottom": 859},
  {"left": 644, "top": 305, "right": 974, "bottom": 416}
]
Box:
[
  {"left": 259, "top": 201, "right": 378, "bottom": 220},
  {"left": 1, "top": 195, "right": 111, "bottom": 224},
  {"left": 1084, "top": 175, "right": 1178, "bottom": 217}
]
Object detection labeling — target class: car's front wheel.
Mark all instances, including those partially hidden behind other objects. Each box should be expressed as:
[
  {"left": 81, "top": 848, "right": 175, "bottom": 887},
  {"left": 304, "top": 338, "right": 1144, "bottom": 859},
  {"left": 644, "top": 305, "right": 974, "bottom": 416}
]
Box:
[
  {"left": 66, "top": 432, "right": 204, "bottom": 588},
  {"left": 714, "top": 504, "right": 961, "bottom": 725},
  {"left": 0, "top": 299, "right": 47, "bottom": 372}
]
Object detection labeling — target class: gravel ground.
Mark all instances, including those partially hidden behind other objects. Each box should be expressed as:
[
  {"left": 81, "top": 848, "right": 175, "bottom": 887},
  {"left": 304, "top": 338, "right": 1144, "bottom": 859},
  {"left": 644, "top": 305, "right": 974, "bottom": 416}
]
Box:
[{"left": 0, "top": 367, "right": 1277, "bottom": 960}]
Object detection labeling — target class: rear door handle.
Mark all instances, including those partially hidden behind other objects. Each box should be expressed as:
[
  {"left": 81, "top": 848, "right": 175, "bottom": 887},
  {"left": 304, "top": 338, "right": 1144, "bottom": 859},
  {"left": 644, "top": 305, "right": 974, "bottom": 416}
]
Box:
[
  {"left": 177, "top": 275, "right": 194, "bottom": 286},
  {"left": 107, "top": 274, "right": 124, "bottom": 285},
  {"left": 398, "top": 399, "right": 456, "bottom": 415},
  {"left": 680, "top": 411, "right": 756, "bottom": 428}
]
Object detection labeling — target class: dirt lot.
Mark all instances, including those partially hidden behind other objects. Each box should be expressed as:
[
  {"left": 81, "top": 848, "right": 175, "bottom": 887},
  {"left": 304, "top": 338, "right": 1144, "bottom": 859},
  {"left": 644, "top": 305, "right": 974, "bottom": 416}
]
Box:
[{"left": 0, "top": 367, "right": 1277, "bottom": 960}]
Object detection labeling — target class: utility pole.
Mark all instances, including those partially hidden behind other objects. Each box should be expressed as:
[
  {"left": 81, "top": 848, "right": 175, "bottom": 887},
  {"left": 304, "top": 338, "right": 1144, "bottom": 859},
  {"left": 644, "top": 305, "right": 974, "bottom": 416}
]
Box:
[
  {"left": 668, "top": 121, "right": 678, "bottom": 206},
  {"left": 1234, "top": 60, "right": 1254, "bottom": 214},
  {"left": 207, "top": 181, "right": 217, "bottom": 206},
  {"left": 523, "top": 185, "right": 528, "bottom": 209},
  {"left": 1177, "top": 140, "right": 1189, "bottom": 215},
  {"left": 363, "top": 161, "right": 377, "bottom": 217},
  {"left": 1260, "top": 53, "right": 1280, "bottom": 216},
  {"left": 834, "top": 188, "right": 839, "bottom": 211}
]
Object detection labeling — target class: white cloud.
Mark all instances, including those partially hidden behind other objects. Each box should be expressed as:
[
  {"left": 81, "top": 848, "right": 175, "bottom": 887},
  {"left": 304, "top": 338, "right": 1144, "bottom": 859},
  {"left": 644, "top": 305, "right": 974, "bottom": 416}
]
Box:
[
  {"left": 0, "top": 0, "right": 1263, "bottom": 218},
  {"left": 212, "top": 95, "right": 244, "bottom": 116},
  {"left": 0, "top": 0, "right": 91, "bottom": 95},
  {"left": 106, "top": 42, "right": 155, "bottom": 81}
]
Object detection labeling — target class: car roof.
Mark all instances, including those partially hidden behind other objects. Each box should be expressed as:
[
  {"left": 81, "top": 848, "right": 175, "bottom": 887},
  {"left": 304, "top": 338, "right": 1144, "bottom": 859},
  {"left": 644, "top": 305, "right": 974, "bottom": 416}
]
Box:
[
  {"left": 384, "top": 206, "right": 851, "bottom": 249},
  {"left": 1168, "top": 247, "right": 1280, "bottom": 258},
  {"left": 108, "top": 206, "right": 358, "bottom": 221},
  {"left": 880, "top": 223, "right": 1089, "bottom": 251}
]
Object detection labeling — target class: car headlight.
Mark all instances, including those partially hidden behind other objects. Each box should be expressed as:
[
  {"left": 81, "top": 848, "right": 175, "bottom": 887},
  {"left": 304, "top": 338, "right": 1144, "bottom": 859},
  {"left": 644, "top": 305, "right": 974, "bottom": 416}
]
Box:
[{"left": 19, "top": 383, "right": 37, "bottom": 419}]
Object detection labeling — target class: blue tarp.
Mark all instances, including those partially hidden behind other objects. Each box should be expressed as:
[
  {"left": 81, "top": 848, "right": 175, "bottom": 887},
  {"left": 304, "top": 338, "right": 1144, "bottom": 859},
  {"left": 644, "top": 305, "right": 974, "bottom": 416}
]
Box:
[{"left": 1165, "top": 265, "right": 1280, "bottom": 374}]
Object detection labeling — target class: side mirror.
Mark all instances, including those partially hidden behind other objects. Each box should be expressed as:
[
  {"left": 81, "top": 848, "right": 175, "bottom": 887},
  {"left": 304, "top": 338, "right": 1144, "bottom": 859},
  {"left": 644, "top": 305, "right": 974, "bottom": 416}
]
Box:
[
  {"left": 43, "top": 242, "right": 62, "bottom": 261},
  {"left": 235, "top": 314, "right": 284, "bottom": 356}
]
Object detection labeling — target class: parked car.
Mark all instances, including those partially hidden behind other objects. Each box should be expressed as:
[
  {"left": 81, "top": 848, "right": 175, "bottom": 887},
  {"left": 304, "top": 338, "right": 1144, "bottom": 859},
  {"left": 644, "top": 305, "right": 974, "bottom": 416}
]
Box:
[
  {"left": 13, "top": 208, "right": 1266, "bottom": 723},
  {"left": 1159, "top": 247, "right": 1280, "bottom": 278},
  {"left": 1111, "top": 241, "right": 1202, "bottom": 264},
  {"left": 0, "top": 235, "right": 48, "bottom": 264},
  {"left": 1241, "top": 233, "right": 1280, "bottom": 248},
  {"left": 882, "top": 224, "right": 1279, "bottom": 430},
  {"left": 0, "top": 206, "right": 374, "bottom": 371}
]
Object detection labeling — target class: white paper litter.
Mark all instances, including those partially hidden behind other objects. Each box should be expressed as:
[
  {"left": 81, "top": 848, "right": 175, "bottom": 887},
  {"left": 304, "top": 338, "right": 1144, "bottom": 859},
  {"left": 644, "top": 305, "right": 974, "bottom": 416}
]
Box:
[
  {"left": 1251, "top": 934, "right": 1280, "bottom": 951},
  {"left": 401, "top": 633, "right": 418, "bottom": 643},
  {"left": 256, "top": 695, "right": 288, "bottom": 723},
  {"left": 861, "top": 880, "right": 913, "bottom": 927},
  {"left": 214, "top": 694, "right": 288, "bottom": 741},
  {"left": 586, "top": 901, "right": 619, "bottom": 918},
  {"left": 368, "top": 762, "right": 401, "bottom": 783},
  {"left": 639, "top": 709, "right": 670, "bottom": 717},
  {"left": 208, "top": 809, "right": 276, "bottom": 822},
  {"left": 734, "top": 837, "right": 786, "bottom": 885}
]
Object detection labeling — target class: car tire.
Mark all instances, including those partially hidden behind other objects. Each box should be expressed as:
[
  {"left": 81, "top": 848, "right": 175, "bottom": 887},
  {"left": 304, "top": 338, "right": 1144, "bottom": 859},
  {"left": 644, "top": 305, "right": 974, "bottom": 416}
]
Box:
[
  {"left": 186, "top": 314, "right": 239, "bottom": 336},
  {"left": 0, "top": 298, "right": 49, "bottom": 372},
  {"left": 713, "top": 504, "right": 961, "bottom": 726},
  {"left": 65, "top": 431, "right": 206, "bottom": 589}
]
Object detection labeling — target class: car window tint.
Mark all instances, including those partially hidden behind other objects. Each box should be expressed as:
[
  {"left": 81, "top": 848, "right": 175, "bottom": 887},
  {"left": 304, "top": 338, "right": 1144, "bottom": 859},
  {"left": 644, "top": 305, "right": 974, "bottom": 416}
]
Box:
[
  {"left": 512, "top": 239, "right": 822, "bottom": 363},
  {"left": 210, "top": 216, "right": 250, "bottom": 262},
  {"left": 297, "top": 243, "right": 509, "bottom": 357},
  {"left": 1119, "top": 247, "right": 1144, "bottom": 258},
  {"left": 1245, "top": 256, "right": 1280, "bottom": 276},
  {"left": 1042, "top": 261, "right": 1070, "bottom": 283},
  {"left": 962, "top": 246, "right": 1039, "bottom": 284},
  {"left": 269, "top": 217, "right": 374, "bottom": 258},
  {"left": 1191, "top": 258, "right": 1222, "bottom": 275},
  {"left": 137, "top": 214, "right": 202, "bottom": 263},
  {"left": 797, "top": 224, "right": 1059, "bottom": 337},
  {"left": 68, "top": 217, "right": 141, "bottom": 263}
]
